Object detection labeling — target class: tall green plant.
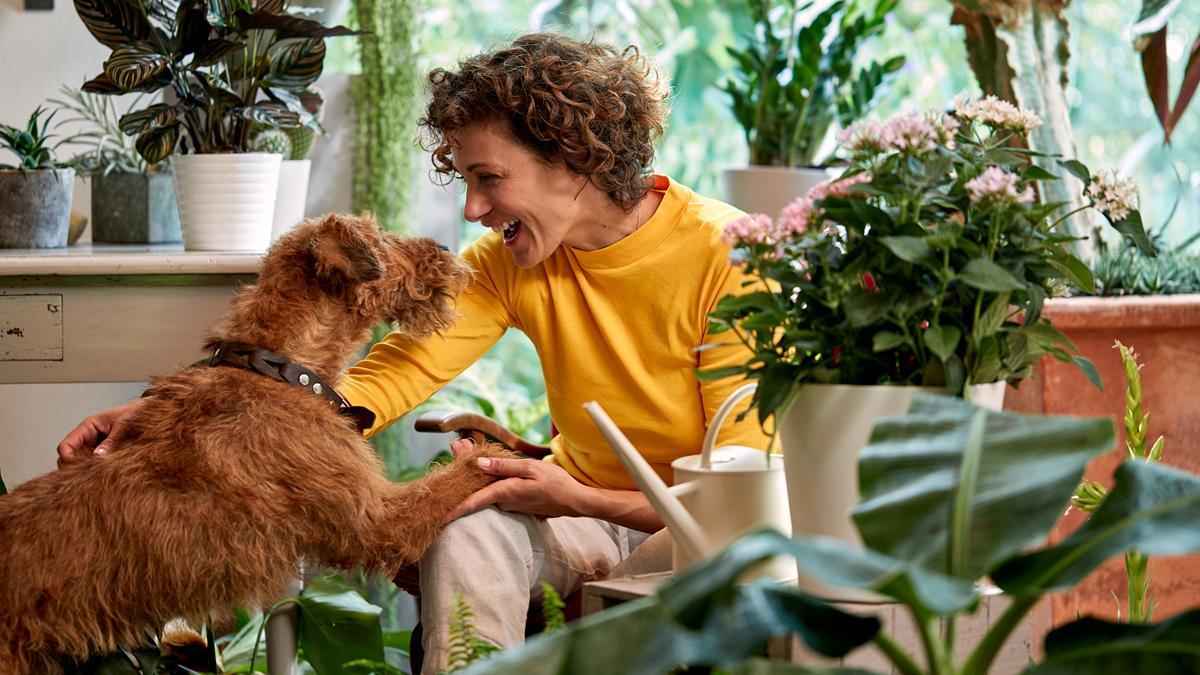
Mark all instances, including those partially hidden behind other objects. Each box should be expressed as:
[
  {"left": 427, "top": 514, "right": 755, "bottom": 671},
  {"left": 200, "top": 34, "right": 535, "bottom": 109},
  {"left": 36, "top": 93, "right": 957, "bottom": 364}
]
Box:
[
  {"left": 72, "top": 0, "right": 359, "bottom": 162},
  {"left": 457, "top": 393, "right": 1200, "bottom": 675},
  {"left": 723, "top": 0, "right": 904, "bottom": 167},
  {"left": 1072, "top": 341, "right": 1166, "bottom": 625}
]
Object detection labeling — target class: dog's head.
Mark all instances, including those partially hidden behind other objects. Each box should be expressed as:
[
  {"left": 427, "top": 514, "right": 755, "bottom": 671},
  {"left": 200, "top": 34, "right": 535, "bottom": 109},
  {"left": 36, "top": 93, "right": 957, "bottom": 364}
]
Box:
[{"left": 266, "top": 213, "right": 470, "bottom": 338}]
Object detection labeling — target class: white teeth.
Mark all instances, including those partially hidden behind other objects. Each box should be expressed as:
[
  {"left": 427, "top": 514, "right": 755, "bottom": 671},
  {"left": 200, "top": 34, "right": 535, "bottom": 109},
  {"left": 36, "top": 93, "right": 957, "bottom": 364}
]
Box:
[{"left": 491, "top": 218, "right": 519, "bottom": 234}]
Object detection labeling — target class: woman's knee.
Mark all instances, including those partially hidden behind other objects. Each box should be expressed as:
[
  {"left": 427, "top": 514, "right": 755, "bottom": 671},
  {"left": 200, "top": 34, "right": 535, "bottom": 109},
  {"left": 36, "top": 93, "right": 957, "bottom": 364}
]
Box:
[{"left": 422, "top": 507, "right": 533, "bottom": 571}]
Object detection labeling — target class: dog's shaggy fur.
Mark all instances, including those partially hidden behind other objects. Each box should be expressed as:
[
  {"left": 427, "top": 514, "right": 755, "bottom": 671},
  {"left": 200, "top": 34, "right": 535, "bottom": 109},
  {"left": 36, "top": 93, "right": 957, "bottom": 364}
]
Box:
[{"left": 0, "top": 214, "right": 514, "bottom": 672}]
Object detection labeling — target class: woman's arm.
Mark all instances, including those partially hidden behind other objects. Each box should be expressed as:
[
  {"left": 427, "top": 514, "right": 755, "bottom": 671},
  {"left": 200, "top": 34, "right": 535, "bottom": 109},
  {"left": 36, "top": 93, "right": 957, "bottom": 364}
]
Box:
[{"left": 445, "top": 440, "right": 664, "bottom": 532}]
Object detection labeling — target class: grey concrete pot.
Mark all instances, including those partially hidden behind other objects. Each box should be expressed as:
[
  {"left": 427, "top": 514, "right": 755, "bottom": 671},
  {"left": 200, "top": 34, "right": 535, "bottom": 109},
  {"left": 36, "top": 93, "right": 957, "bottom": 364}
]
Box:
[
  {"left": 0, "top": 169, "right": 74, "bottom": 248},
  {"left": 91, "top": 171, "right": 182, "bottom": 243}
]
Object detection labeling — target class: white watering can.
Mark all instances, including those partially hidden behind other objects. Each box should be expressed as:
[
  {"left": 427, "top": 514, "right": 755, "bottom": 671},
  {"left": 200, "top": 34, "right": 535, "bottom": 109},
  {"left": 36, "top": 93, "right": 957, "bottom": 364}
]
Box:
[{"left": 584, "top": 383, "right": 793, "bottom": 580}]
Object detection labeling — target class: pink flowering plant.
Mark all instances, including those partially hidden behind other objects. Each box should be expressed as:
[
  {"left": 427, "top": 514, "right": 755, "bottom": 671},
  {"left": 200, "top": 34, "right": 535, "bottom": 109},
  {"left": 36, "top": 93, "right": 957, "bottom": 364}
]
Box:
[{"left": 705, "top": 96, "right": 1155, "bottom": 425}]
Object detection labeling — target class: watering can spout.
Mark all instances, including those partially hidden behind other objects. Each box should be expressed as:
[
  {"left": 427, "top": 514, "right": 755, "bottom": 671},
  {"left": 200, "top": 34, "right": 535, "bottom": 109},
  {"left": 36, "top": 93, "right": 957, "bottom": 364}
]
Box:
[{"left": 582, "top": 401, "right": 712, "bottom": 562}]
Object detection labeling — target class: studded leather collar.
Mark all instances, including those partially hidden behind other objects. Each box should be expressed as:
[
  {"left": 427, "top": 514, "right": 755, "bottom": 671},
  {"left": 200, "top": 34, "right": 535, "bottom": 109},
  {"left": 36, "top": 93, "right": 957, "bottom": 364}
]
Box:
[{"left": 205, "top": 341, "right": 376, "bottom": 433}]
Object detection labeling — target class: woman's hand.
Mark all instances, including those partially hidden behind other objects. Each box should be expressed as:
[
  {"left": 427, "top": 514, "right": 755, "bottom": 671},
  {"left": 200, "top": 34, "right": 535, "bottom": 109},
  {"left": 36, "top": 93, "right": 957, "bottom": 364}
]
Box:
[
  {"left": 56, "top": 398, "right": 148, "bottom": 467},
  {"left": 446, "top": 438, "right": 591, "bottom": 521},
  {"left": 445, "top": 439, "right": 664, "bottom": 532}
]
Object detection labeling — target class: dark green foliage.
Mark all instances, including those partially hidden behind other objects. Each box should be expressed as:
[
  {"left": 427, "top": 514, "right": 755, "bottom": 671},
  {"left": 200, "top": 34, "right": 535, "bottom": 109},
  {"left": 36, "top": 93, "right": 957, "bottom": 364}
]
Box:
[
  {"left": 446, "top": 593, "right": 500, "bottom": 672},
  {"left": 722, "top": 0, "right": 904, "bottom": 167},
  {"left": 1093, "top": 243, "right": 1200, "bottom": 296},
  {"left": 72, "top": 0, "right": 360, "bottom": 161}
]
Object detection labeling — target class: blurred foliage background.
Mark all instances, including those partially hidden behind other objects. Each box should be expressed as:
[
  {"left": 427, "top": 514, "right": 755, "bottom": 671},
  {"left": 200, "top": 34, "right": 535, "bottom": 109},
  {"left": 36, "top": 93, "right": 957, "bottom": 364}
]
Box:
[{"left": 326, "top": 0, "right": 1200, "bottom": 468}]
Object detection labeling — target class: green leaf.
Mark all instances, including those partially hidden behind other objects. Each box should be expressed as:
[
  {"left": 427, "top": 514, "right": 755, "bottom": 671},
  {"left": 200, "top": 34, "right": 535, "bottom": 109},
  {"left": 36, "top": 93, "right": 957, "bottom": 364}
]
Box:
[
  {"left": 1022, "top": 164, "right": 1060, "bottom": 181},
  {"left": 1049, "top": 253, "right": 1095, "bottom": 292},
  {"left": 458, "top": 533, "right": 886, "bottom": 674},
  {"left": 1025, "top": 610, "right": 1200, "bottom": 674},
  {"left": 853, "top": 393, "right": 1115, "bottom": 582},
  {"left": 118, "top": 103, "right": 177, "bottom": 136},
  {"left": 973, "top": 292, "right": 1012, "bottom": 343},
  {"left": 1060, "top": 159, "right": 1092, "bottom": 186},
  {"left": 844, "top": 290, "right": 890, "bottom": 327},
  {"left": 266, "top": 38, "right": 326, "bottom": 90},
  {"left": 1073, "top": 355, "right": 1104, "bottom": 391},
  {"left": 992, "top": 461, "right": 1200, "bottom": 594},
  {"left": 73, "top": 0, "right": 152, "bottom": 50},
  {"left": 296, "top": 581, "right": 386, "bottom": 675},
  {"left": 958, "top": 258, "right": 1023, "bottom": 292},
  {"left": 1108, "top": 210, "right": 1158, "bottom": 258},
  {"left": 102, "top": 44, "right": 170, "bottom": 91},
  {"left": 134, "top": 124, "right": 177, "bottom": 164},
  {"left": 923, "top": 325, "right": 961, "bottom": 362},
  {"left": 880, "top": 235, "right": 932, "bottom": 263},
  {"left": 232, "top": 102, "right": 302, "bottom": 128},
  {"left": 872, "top": 331, "right": 906, "bottom": 352}
]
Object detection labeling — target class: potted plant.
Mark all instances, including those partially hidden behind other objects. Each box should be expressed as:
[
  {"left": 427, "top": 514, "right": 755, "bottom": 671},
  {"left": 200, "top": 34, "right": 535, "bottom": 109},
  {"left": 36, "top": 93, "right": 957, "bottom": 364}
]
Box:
[
  {"left": 50, "top": 86, "right": 181, "bottom": 244},
  {"left": 0, "top": 107, "right": 75, "bottom": 249},
  {"left": 705, "top": 96, "right": 1154, "bottom": 546},
  {"left": 247, "top": 85, "right": 325, "bottom": 242},
  {"left": 457, "top": 393, "right": 1200, "bottom": 675},
  {"left": 720, "top": 0, "right": 904, "bottom": 217},
  {"left": 71, "top": 0, "right": 360, "bottom": 251}
]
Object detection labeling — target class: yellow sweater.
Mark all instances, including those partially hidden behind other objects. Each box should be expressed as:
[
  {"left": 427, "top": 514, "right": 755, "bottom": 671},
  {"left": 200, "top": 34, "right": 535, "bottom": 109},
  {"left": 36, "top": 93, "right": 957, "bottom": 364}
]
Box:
[{"left": 339, "top": 177, "right": 769, "bottom": 490}]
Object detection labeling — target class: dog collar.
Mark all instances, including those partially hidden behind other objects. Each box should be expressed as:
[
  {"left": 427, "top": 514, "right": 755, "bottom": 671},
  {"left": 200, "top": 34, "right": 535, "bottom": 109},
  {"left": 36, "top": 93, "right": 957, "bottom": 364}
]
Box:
[{"left": 205, "top": 341, "right": 377, "bottom": 433}]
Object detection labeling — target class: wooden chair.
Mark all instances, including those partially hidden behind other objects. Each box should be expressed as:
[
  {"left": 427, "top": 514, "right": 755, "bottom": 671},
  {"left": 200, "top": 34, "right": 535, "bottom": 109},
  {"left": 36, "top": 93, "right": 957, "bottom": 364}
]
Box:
[{"left": 403, "top": 411, "right": 580, "bottom": 674}]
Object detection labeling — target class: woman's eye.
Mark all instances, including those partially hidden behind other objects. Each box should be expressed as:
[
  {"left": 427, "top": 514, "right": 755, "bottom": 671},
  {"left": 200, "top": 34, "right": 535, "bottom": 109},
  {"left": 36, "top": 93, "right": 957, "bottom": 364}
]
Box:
[{"left": 479, "top": 174, "right": 500, "bottom": 184}]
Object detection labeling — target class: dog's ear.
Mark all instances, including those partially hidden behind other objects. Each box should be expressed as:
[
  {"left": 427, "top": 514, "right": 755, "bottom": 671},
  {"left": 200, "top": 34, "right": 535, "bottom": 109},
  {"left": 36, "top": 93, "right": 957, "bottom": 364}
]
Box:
[{"left": 310, "top": 214, "right": 385, "bottom": 285}]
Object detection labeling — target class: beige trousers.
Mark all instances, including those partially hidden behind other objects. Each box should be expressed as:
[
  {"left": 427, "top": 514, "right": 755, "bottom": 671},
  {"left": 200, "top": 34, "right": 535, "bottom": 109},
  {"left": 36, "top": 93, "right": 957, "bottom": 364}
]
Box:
[{"left": 417, "top": 507, "right": 669, "bottom": 671}]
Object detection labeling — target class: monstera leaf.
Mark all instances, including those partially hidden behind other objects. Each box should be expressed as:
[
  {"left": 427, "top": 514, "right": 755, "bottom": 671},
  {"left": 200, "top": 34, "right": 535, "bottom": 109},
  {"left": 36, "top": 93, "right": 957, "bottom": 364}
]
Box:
[{"left": 852, "top": 393, "right": 1115, "bottom": 582}]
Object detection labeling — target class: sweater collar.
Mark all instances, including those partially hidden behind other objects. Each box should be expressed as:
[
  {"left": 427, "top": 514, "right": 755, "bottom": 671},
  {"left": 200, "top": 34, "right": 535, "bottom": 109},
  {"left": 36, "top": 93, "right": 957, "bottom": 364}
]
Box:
[{"left": 566, "top": 175, "right": 688, "bottom": 270}]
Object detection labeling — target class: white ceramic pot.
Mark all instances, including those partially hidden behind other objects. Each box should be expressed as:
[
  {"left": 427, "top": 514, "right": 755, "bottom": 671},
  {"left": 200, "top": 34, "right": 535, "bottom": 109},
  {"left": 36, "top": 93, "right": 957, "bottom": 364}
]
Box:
[
  {"left": 271, "top": 159, "right": 312, "bottom": 243},
  {"left": 722, "top": 165, "right": 829, "bottom": 216},
  {"left": 173, "top": 153, "right": 282, "bottom": 251},
  {"left": 779, "top": 382, "right": 1006, "bottom": 547}
]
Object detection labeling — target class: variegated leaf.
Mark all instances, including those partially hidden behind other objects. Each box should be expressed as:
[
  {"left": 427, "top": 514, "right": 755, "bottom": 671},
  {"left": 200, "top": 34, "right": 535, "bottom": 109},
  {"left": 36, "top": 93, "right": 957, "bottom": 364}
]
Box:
[
  {"left": 81, "top": 72, "right": 123, "bottom": 94},
  {"left": 135, "top": 124, "right": 178, "bottom": 164},
  {"left": 193, "top": 39, "right": 242, "bottom": 67},
  {"left": 265, "top": 38, "right": 326, "bottom": 90},
  {"left": 119, "top": 103, "right": 178, "bottom": 136},
  {"left": 103, "top": 44, "right": 171, "bottom": 91},
  {"left": 234, "top": 9, "right": 362, "bottom": 38},
  {"left": 231, "top": 103, "right": 302, "bottom": 128},
  {"left": 74, "top": 0, "right": 151, "bottom": 50}
]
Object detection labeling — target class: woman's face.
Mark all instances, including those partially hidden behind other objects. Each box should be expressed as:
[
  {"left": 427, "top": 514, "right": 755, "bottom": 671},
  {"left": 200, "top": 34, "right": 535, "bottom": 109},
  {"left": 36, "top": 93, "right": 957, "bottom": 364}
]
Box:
[{"left": 449, "top": 122, "right": 605, "bottom": 268}]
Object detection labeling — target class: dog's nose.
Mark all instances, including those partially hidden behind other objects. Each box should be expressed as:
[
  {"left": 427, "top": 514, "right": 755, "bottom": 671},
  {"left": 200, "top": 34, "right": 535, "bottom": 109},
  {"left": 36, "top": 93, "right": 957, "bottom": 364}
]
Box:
[{"left": 437, "top": 243, "right": 450, "bottom": 252}]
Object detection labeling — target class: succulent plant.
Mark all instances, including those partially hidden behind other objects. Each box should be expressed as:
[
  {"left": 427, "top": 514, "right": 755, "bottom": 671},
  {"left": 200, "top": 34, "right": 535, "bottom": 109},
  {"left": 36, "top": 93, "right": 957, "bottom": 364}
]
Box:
[{"left": 0, "top": 107, "right": 67, "bottom": 171}]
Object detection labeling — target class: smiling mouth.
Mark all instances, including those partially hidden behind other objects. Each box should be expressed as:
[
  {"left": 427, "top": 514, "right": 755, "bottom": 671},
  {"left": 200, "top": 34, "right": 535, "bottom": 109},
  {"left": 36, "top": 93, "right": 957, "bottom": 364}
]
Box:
[{"left": 502, "top": 220, "right": 521, "bottom": 244}]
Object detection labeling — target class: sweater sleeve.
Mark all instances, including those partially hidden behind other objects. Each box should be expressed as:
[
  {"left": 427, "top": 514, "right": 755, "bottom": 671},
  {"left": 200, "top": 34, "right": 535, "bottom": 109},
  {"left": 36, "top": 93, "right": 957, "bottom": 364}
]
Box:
[
  {"left": 698, "top": 261, "right": 773, "bottom": 450},
  {"left": 338, "top": 239, "right": 514, "bottom": 437}
]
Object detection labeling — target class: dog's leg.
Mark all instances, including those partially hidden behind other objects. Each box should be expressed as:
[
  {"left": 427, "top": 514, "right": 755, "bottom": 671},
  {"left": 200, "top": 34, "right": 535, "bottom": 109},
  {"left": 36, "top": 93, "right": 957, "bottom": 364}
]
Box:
[{"left": 319, "top": 442, "right": 517, "bottom": 575}]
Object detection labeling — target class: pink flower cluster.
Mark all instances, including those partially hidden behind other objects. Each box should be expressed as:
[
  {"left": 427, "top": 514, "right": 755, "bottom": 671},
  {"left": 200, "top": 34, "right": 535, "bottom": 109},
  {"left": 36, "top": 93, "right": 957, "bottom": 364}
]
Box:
[
  {"left": 722, "top": 213, "right": 775, "bottom": 246},
  {"left": 964, "top": 166, "right": 1035, "bottom": 205},
  {"left": 722, "top": 194, "right": 828, "bottom": 247},
  {"left": 838, "top": 112, "right": 959, "bottom": 157},
  {"left": 808, "top": 172, "right": 873, "bottom": 201},
  {"left": 953, "top": 94, "right": 1043, "bottom": 135}
]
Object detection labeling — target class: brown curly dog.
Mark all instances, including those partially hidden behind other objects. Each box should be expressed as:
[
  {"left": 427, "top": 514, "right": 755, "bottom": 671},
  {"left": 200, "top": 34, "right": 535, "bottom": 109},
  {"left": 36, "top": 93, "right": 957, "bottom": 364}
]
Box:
[{"left": 0, "top": 213, "right": 513, "bottom": 672}]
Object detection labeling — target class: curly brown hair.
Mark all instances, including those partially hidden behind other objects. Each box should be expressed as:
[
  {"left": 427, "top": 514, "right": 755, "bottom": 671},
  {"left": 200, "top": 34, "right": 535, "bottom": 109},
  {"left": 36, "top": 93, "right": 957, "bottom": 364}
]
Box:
[{"left": 419, "top": 33, "right": 668, "bottom": 212}]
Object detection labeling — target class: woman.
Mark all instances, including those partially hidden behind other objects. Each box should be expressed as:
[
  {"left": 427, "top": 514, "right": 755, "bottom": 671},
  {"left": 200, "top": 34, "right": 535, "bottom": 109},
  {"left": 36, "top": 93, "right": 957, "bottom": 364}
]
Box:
[{"left": 58, "top": 32, "right": 767, "bottom": 671}]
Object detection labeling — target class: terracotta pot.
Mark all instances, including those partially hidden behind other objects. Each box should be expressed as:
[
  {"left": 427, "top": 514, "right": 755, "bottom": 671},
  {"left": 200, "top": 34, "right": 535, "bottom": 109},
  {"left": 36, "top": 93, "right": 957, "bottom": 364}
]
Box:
[{"left": 1003, "top": 294, "right": 1200, "bottom": 627}]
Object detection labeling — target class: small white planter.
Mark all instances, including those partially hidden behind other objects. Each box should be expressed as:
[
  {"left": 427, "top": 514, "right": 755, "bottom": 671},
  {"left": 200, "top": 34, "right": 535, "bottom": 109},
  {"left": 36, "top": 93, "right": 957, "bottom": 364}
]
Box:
[
  {"left": 270, "top": 159, "right": 312, "bottom": 243},
  {"left": 173, "top": 153, "right": 282, "bottom": 252},
  {"left": 779, "top": 382, "right": 1006, "bottom": 544},
  {"left": 722, "top": 165, "right": 829, "bottom": 216},
  {"left": 778, "top": 381, "right": 1005, "bottom": 598}
]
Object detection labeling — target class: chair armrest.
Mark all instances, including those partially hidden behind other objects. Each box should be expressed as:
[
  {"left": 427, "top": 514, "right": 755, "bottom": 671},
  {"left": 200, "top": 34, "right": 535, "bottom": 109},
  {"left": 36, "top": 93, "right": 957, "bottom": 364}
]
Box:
[{"left": 414, "top": 410, "right": 552, "bottom": 458}]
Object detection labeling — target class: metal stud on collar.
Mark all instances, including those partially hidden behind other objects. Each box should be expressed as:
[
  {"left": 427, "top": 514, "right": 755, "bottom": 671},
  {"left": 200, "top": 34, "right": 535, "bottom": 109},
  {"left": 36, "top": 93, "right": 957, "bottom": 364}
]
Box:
[
  {"left": 299, "top": 373, "right": 310, "bottom": 385},
  {"left": 313, "top": 383, "right": 323, "bottom": 395}
]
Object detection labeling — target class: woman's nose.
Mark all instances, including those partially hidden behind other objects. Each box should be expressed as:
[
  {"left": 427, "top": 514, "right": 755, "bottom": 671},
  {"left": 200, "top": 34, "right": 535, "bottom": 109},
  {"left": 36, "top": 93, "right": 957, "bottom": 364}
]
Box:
[{"left": 463, "top": 187, "right": 491, "bottom": 223}]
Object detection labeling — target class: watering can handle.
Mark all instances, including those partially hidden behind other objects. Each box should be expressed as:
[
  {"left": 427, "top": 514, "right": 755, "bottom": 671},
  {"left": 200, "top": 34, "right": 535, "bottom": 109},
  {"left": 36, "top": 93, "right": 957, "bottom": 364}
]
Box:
[
  {"left": 699, "top": 382, "right": 758, "bottom": 469},
  {"left": 583, "top": 401, "right": 710, "bottom": 563}
]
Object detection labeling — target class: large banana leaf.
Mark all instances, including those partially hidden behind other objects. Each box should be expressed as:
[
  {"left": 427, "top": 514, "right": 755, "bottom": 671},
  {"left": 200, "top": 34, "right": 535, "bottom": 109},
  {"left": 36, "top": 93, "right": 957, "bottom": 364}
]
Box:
[
  {"left": 991, "top": 460, "right": 1200, "bottom": 594},
  {"left": 460, "top": 530, "right": 883, "bottom": 675},
  {"left": 852, "top": 393, "right": 1114, "bottom": 583},
  {"left": 1024, "top": 610, "right": 1200, "bottom": 674}
]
